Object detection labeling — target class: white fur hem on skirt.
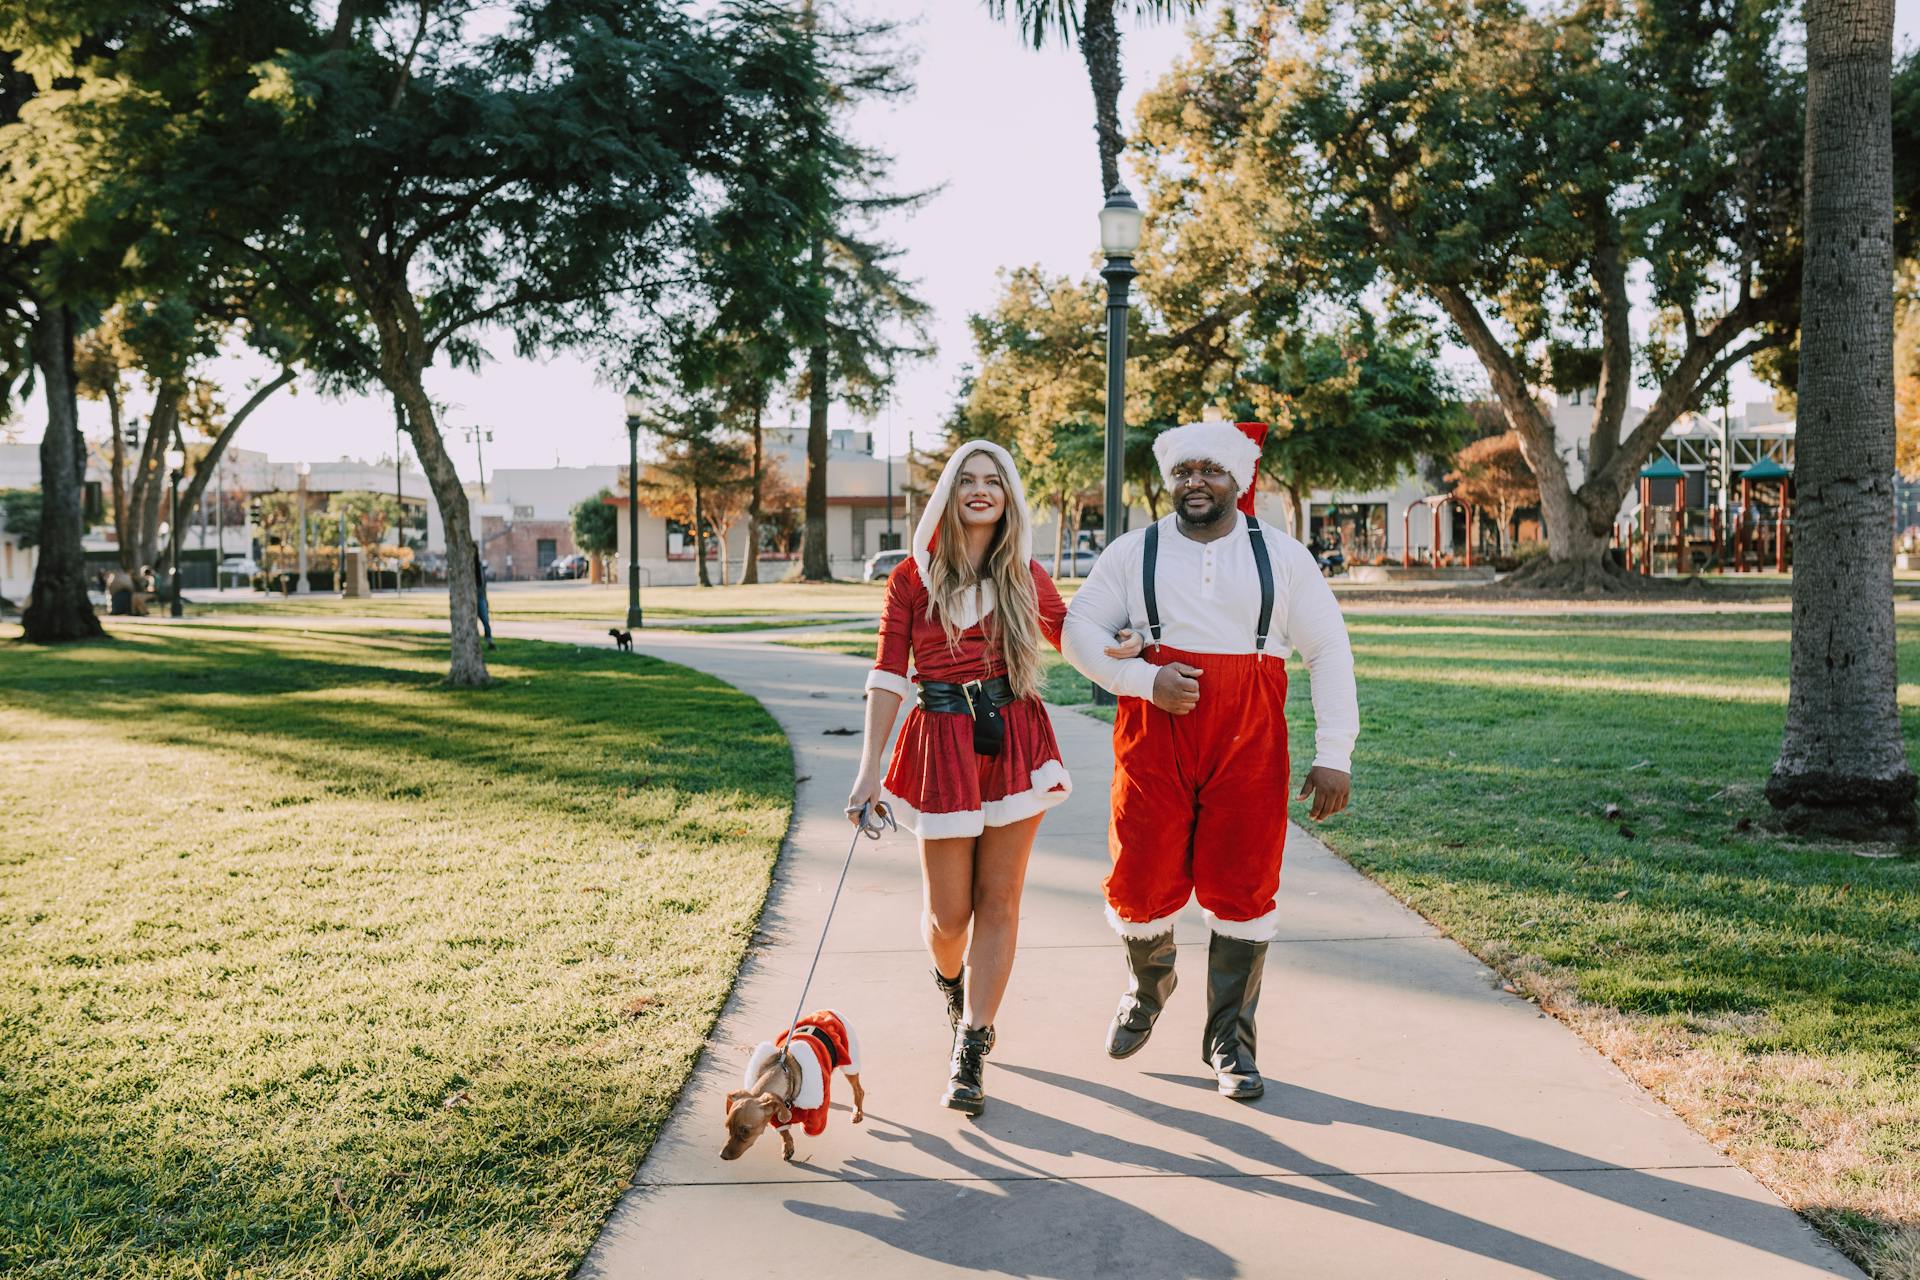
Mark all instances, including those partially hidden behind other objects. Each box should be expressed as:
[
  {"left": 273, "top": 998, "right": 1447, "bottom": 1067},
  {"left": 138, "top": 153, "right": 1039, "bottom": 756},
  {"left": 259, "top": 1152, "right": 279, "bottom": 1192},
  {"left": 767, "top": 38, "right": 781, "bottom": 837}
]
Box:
[{"left": 882, "top": 759, "right": 1072, "bottom": 839}]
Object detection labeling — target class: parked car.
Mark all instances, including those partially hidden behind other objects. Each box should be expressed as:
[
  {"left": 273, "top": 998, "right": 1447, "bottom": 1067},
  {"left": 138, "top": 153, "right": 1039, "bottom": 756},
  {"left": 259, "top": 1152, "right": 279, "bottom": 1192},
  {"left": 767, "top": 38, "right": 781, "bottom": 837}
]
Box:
[
  {"left": 863, "top": 549, "right": 909, "bottom": 581},
  {"left": 1048, "top": 547, "right": 1101, "bottom": 579},
  {"left": 218, "top": 555, "right": 260, "bottom": 588},
  {"left": 544, "top": 553, "right": 588, "bottom": 580}
]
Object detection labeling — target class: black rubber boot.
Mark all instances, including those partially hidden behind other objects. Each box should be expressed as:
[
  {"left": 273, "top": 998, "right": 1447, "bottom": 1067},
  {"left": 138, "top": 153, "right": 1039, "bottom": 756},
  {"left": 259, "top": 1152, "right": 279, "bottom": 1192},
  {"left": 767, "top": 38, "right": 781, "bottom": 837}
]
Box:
[
  {"left": 1203, "top": 933, "right": 1268, "bottom": 1100},
  {"left": 942, "top": 1024, "right": 993, "bottom": 1116},
  {"left": 1107, "top": 931, "right": 1178, "bottom": 1059}
]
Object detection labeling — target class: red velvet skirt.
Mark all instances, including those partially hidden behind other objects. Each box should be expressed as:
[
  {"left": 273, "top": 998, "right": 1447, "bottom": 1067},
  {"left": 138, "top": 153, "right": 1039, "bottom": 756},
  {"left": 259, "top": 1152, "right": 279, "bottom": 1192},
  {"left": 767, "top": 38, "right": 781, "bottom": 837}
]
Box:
[{"left": 882, "top": 696, "right": 1072, "bottom": 838}]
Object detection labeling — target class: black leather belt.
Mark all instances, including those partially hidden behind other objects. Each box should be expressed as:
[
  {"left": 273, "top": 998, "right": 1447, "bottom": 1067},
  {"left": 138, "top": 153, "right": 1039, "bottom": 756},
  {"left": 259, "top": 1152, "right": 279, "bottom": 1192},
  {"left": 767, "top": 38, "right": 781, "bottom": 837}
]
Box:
[
  {"left": 918, "top": 675, "right": 1015, "bottom": 756},
  {"left": 917, "top": 675, "right": 1016, "bottom": 715}
]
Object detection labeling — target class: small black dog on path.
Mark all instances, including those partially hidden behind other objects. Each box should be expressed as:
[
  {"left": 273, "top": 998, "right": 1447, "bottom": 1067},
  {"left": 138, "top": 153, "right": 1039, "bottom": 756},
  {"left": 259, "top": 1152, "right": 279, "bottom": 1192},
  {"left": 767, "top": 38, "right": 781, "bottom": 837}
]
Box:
[{"left": 608, "top": 628, "right": 633, "bottom": 652}]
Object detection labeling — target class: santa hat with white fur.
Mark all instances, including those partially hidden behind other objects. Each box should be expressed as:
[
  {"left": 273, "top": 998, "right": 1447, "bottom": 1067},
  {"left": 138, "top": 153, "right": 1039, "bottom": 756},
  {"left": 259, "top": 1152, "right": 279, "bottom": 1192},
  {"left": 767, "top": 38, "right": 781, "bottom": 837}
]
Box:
[{"left": 1153, "top": 421, "right": 1268, "bottom": 512}]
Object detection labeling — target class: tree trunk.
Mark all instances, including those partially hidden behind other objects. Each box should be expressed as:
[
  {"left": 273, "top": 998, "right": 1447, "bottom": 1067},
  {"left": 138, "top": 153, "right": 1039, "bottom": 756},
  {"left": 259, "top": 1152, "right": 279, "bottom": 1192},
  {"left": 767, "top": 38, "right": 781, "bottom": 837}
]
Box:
[
  {"left": 22, "top": 305, "right": 104, "bottom": 643},
  {"left": 743, "top": 397, "right": 763, "bottom": 585},
  {"left": 802, "top": 248, "right": 831, "bottom": 580},
  {"left": 161, "top": 369, "right": 295, "bottom": 573},
  {"left": 716, "top": 518, "right": 733, "bottom": 586},
  {"left": 1079, "top": 0, "right": 1124, "bottom": 196},
  {"left": 392, "top": 372, "right": 488, "bottom": 686},
  {"left": 1056, "top": 490, "right": 1068, "bottom": 575},
  {"left": 694, "top": 482, "right": 712, "bottom": 588},
  {"left": 107, "top": 383, "right": 132, "bottom": 573},
  {"left": 1769, "top": 0, "right": 1916, "bottom": 834}
]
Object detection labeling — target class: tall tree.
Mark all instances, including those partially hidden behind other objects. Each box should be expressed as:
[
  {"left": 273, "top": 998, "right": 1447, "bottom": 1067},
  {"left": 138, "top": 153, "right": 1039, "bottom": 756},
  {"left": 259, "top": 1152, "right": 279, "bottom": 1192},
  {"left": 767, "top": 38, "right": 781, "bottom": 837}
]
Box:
[
  {"left": 571, "top": 489, "right": 619, "bottom": 581},
  {"left": 633, "top": 403, "right": 752, "bottom": 588},
  {"left": 1142, "top": 0, "right": 1803, "bottom": 589},
  {"left": 792, "top": 3, "right": 932, "bottom": 582},
  {"left": 225, "top": 1, "right": 786, "bottom": 683},
  {"left": 1238, "top": 322, "right": 1470, "bottom": 538},
  {"left": 982, "top": 0, "right": 1201, "bottom": 196},
  {"left": 1769, "top": 0, "right": 1916, "bottom": 834},
  {"left": 0, "top": 37, "right": 100, "bottom": 642}
]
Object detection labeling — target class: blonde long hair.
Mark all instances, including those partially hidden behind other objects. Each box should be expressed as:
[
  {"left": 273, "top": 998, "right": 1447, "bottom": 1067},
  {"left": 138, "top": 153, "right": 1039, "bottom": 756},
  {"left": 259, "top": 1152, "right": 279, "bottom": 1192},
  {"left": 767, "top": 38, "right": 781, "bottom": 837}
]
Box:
[{"left": 923, "top": 447, "right": 1044, "bottom": 700}]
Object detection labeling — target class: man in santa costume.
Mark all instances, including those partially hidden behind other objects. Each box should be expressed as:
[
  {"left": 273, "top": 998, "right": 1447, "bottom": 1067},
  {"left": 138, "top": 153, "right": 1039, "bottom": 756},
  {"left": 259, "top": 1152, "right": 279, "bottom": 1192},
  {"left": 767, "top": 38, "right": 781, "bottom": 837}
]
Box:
[{"left": 1061, "top": 420, "right": 1358, "bottom": 1099}]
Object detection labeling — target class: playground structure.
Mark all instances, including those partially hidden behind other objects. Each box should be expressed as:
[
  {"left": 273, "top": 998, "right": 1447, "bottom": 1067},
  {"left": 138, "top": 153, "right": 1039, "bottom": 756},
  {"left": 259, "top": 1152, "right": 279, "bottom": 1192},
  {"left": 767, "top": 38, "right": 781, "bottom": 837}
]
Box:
[
  {"left": 1400, "top": 494, "right": 1479, "bottom": 568},
  {"left": 1615, "top": 454, "right": 1792, "bottom": 575}
]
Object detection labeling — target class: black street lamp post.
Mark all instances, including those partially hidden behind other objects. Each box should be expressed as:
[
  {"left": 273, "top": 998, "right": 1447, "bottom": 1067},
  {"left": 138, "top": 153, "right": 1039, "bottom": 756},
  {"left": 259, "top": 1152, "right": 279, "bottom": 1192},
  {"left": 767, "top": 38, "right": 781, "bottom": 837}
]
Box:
[
  {"left": 1094, "top": 183, "right": 1145, "bottom": 706},
  {"left": 166, "top": 447, "right": 186, "bottom": 617},
  {"left": 624, "top": 385, "right": 645, "bottom": 629}
]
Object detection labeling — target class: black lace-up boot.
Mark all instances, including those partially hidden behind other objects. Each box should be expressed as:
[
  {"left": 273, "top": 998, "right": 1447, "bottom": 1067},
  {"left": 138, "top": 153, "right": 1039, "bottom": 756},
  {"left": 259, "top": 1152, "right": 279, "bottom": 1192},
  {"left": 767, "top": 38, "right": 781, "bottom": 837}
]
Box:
[
  {"left": 1203, "top": 933, "right": 1268, "bottom": 1100},
  {"left": 942, "top": 1024, "right": 994, "bottom": 1116},
  {"left": 1107, "top": 931, "right": 1178, "bottom": 1058},
  {"left": 933, "top": 967, "right": 964, "bottom": 1028}
]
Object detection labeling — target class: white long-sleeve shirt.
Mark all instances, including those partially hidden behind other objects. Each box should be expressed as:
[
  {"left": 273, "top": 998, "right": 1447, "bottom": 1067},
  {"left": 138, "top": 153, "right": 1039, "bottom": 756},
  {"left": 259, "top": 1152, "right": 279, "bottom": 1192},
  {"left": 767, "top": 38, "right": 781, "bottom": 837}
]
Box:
[{"left": 1061, "top": 513, "right": 1360, "bottom": 773}]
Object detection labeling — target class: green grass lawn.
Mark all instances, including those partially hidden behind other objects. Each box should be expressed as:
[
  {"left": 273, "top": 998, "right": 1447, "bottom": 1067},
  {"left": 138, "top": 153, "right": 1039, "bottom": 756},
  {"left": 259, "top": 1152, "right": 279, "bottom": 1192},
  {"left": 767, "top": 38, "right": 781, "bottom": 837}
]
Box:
[
  {"left": 1296, "top": 613, "right": 1920, "bottom": 1277},
  {"left": 0, "top": 624, "right": 792, "bottom": 1280},
  {"left": 199, "top": 580, "right": 893, "bottom": 623}
]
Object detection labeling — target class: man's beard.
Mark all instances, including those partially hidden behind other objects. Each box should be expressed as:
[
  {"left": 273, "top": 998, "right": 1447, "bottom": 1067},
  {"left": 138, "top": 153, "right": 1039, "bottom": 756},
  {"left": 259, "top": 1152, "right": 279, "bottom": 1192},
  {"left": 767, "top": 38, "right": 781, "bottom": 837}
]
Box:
[{"left": 1176, "top": 489, "right": 1233, "bottom": 528}]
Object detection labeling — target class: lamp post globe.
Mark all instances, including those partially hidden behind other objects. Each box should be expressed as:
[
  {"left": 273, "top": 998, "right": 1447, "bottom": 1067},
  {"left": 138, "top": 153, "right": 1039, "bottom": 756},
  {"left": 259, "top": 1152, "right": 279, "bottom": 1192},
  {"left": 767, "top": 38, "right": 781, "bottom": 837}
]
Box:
[
  {"left": 1094, "top": 182, "right": 1143, "bottom": 706},
  {"left": 623, "top": 384, "right": 644, "bottom": 630},
  {"left": 165, "top": 449, "right": 187, "bottom": 617}
]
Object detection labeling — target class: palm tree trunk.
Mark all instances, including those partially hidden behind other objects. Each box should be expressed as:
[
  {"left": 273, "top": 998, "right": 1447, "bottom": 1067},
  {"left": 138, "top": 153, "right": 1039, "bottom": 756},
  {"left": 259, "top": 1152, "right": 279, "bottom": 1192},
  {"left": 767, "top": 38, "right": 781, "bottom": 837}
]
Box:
[
  {"left": 22, "top": 305, "right": 104, "bottom": 642},
  {"left": 1056, "top": 490, "right": 1068, "bottom": 575},
  {"left": 1079, "top": 0, "right": 1125, "bottom": 195},
  {"left": 1769, "top": 0, "right": 1916, "bottom": 834}
]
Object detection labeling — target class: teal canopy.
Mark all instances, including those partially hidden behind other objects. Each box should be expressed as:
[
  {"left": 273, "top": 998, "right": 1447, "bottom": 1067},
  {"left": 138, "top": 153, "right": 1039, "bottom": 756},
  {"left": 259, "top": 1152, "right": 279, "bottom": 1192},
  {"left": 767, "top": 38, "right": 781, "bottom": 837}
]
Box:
[
  {"left": 1638, "top": 455, "right": 1686, "bottom": 479},
  {"left": 1741, "top": 457, "right": 1791, "bottom": 481}
]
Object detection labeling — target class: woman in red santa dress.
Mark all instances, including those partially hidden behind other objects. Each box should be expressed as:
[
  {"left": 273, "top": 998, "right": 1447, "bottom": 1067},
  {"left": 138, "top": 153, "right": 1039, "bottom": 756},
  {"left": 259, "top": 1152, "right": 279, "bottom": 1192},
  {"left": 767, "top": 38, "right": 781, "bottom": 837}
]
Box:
[{"left": 845, "top": 439, "right": 1138, "bottom": 1116}]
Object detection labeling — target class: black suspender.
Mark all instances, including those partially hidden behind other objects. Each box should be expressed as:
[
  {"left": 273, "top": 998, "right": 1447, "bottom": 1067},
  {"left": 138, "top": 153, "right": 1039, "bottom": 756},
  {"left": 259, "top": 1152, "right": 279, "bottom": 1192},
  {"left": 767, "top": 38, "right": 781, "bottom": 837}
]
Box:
[
  {"left": 1246, "top": 515, "right": 1275, "bottom": 657},
  {"left": 1140, "top": 516, "right": 1276, "bottom": 656},
  {"left": 1142, "top": 521, "right": 1164, "bottom": 648}
]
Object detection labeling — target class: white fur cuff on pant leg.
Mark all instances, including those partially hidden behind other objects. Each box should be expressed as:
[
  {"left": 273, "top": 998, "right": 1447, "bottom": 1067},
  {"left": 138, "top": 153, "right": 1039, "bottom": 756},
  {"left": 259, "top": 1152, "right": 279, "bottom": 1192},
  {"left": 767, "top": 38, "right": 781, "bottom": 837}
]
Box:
[
  {"left": 1105, "top": 903, "right": 1180, "bottom": 940},
  {"left": 1204, "top": 906, "right": 1280, "bottom": 943}
]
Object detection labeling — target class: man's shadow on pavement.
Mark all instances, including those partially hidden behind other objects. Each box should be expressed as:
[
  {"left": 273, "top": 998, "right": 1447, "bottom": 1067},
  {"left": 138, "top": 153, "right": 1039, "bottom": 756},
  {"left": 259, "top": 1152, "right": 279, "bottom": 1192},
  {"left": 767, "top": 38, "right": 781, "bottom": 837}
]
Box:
[
  {"left": 783, "top": 1108, "right": 1237, "bottom": 1280},
  {"left": 994, "top": 1063, "right": 1824, "bottom": 1279}
]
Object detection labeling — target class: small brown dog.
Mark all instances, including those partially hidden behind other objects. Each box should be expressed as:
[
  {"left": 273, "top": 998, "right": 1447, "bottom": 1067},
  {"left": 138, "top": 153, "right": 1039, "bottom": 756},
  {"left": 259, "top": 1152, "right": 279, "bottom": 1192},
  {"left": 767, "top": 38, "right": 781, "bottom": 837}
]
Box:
[{"left": 721, "top": 1009, "right": 864, "bottom": 1161}]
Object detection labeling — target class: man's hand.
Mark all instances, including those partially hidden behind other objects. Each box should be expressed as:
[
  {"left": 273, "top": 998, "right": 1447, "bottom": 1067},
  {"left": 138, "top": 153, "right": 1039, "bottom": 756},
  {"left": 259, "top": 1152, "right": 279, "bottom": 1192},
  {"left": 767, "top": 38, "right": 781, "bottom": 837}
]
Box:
[
  {"left": 1297, "top": 766, "right": 1351, "bottom": 821},
  {"left": 1150, "top": 662, "right": 1203, "bottom": 715}
]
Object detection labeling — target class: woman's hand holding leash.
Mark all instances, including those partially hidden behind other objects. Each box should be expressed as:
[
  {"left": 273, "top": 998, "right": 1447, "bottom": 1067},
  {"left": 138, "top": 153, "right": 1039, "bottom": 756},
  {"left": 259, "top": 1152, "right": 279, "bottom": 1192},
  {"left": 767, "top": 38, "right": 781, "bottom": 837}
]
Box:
[{"left": 845, "top": 772, "right": 884, "bottom": 827}]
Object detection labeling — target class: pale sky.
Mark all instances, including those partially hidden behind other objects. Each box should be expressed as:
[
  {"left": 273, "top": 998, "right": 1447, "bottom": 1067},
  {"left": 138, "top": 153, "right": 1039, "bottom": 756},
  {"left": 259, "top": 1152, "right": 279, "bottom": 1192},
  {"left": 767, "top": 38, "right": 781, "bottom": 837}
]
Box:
[{"left": 27, "top": 0, "right": 1920, "bottom": 482}]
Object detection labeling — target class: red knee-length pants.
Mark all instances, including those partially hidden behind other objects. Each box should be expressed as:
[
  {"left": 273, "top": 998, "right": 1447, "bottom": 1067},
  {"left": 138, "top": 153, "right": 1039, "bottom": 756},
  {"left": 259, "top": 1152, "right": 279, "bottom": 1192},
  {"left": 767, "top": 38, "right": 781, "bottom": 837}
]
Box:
[{"left": 1105, "top": 645, "right": 1290, "bottom": 928}]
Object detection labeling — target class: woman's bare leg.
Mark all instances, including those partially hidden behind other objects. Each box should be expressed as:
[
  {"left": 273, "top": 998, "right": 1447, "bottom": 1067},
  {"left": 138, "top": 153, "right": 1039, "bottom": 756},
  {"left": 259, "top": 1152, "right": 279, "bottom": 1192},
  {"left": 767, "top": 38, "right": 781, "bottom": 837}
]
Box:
[
  {"left": 920, "top": 835, "right": 976, "bottom": 980},
  {"left": 962, "top": 814, "right": 1041, "bottom": 1027}
]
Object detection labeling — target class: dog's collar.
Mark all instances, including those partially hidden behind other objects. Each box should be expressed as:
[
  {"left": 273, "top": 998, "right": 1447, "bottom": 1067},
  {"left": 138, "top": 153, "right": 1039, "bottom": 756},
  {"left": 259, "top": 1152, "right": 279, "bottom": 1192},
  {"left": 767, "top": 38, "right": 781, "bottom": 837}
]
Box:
[{"left": 777, "top": 1049, "right": 801, "bottom": 1106}]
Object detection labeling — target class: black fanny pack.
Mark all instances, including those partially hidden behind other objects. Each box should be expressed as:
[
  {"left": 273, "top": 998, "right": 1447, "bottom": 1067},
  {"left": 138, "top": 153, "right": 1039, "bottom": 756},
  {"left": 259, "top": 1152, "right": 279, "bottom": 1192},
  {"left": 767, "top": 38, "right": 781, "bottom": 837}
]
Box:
[{"left": 919, "top": 675, "right": 1017, "bottom": 757}]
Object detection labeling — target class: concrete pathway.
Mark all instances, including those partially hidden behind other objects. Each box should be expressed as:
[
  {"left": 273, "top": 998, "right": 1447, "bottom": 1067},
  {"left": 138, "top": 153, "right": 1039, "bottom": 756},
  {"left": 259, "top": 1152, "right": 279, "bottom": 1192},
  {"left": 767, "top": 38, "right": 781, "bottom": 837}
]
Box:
[
  {"left": 159, "top": 613, "right": 1864, "bottom": 1278},
  {"left": 562, "top": 623, "right": 1862, "bottom": 1280}
]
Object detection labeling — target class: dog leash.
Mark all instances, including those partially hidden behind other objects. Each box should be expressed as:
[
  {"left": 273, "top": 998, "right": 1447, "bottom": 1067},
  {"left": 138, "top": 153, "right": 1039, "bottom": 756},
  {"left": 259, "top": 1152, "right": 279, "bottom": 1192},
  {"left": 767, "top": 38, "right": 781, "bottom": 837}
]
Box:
[{"left": 779, "top": 800, "right": 896, "bottom": 1058}]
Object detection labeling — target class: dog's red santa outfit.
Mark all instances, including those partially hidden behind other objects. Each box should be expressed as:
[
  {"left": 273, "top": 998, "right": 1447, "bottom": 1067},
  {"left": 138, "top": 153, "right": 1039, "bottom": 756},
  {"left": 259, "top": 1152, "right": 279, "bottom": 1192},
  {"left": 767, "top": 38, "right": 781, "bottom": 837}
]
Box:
[
  {"left": 745, "top": 1010, "right": 862, "bottom": 1137},
  {"left": 867, "top": 439, "right": 1072, "bottom": 839},
  {"left": 1061, "top": 420, "right": 1358, "bottom": 1098}
]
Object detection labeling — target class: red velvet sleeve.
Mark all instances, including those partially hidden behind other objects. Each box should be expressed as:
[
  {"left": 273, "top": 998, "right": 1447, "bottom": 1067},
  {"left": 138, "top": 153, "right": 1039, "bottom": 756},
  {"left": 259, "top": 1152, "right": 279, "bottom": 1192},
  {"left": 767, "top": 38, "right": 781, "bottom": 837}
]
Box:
[
  {"left": 867, "top": 560, "right": 918, "bottom": 697},
  {"left": 1032, "top": 561, "right": 1066, "bottom": 652}
]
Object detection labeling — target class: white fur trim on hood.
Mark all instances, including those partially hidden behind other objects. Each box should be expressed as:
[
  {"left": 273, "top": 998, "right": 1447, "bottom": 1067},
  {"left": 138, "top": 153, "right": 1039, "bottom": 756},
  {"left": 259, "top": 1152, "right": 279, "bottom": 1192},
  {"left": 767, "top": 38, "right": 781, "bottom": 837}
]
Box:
[
  {"left": 1204, "top": 906, "right": 1281, "bottom": 943},
  {"left": 912, "top": 439, "right": 1032, "bottom": 631},
  {"left": 1153, "top": 421, "right": 1264, "bottom": 495}
]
